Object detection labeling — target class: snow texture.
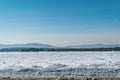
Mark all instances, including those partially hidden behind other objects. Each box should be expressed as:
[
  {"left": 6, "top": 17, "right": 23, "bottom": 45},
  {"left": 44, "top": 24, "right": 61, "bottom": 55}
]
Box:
[{"left": 0, "top": 51, "right": 120, "bottom": 76}]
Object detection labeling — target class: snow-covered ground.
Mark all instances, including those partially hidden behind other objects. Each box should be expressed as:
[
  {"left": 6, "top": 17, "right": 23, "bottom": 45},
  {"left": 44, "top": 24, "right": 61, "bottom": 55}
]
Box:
[
  {"left": 0, "top": 51, "right": 120, "bottom": 69},
  {"left": 0, "top": 51, "right": 120, "bottom": 76}
]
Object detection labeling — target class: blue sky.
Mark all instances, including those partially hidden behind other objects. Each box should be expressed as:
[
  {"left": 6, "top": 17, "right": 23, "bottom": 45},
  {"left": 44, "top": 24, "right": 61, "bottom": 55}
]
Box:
[{"left": 0, "top": 0, "right": 120, "bottom": 46}]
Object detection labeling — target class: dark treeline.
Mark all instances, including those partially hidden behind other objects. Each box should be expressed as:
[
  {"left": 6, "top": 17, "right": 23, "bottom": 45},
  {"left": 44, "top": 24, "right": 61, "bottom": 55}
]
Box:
[{"left": 0, "top": 47, "right": 120, "bottom": 52}]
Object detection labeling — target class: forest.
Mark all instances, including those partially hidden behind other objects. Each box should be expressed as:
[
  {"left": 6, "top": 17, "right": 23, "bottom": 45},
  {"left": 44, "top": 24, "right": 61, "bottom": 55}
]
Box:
[{"left": 0, "top": 47, "right": 120, "bottom": 52}]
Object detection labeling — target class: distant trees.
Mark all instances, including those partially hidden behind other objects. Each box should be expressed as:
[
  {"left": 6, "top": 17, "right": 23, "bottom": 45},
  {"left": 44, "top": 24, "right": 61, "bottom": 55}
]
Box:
[{"left": 0, "top": 47, "right": 120, "bottom": 52}]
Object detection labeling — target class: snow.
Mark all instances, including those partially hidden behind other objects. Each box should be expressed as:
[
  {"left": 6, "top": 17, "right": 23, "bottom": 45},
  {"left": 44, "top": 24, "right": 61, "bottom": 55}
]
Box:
[
  {"left": 0, "top": 51, "right": 120, "bottom": 76},
  {"left": 0, "top": 51, "right": 119, "bottom": 69}
]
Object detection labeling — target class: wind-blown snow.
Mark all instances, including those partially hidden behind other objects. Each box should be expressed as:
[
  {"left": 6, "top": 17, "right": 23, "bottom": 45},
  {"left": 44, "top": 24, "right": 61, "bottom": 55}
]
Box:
[
  {"left": 0, "top": 51, "right": 120, "bottom": 69},
  {"left": 0, "top": 51, "right": 120, "bottom": 76}
]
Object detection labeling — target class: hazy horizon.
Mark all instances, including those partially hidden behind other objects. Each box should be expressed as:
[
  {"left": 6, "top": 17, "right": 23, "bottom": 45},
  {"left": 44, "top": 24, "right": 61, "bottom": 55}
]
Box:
[{"left": 0, "top": 0, "right": 120, "bottom": 46}]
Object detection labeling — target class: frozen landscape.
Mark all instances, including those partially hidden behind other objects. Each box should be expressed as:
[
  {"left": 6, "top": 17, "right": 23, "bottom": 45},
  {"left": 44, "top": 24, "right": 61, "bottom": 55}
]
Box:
[{"left": 0, "top": 51, "right": 120, "bottom": 77}]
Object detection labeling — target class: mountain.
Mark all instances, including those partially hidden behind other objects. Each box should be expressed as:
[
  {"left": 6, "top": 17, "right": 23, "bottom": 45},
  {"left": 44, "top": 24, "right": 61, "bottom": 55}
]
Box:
[
  {"left": 0, "top": 43, "right": 120, "bottom": 49},
  {"left": 66, "top": 44, "right": 120, "bottom": 48},
  {"left": 0, "top": 43, "right": 57, "bottom": 49}
]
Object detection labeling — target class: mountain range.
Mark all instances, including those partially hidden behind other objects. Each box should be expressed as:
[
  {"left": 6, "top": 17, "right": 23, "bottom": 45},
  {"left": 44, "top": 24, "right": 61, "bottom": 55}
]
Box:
[
  {"left": 67, "top": 44, "right": 120, "bottom": 48},
  {"left": 0, "top": 43, "right": 120, "bottom": 49},
  {"left": 0, "top": 43, "right": 57, "bottom": 49}
]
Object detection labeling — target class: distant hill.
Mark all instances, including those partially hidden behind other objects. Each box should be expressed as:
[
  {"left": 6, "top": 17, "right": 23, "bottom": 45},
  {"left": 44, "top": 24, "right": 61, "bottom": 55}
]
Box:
[
  {"left": 0, "top": 43, "right": 120, "bottom": 49},
  {"left": 0, "top": 43, "right": 120, "bottom": 52},
  {"left": 0, "top": 43, "right": 57, "bottom": 49},
  {"left": 66, "top": 44, "right": 120, "bottom": 48}
]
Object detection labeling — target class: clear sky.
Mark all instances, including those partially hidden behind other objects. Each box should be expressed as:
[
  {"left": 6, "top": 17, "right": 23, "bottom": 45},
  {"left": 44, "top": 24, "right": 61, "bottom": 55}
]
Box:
[{"left": 0, "top": 0, "right": 120, "bottom": 46}]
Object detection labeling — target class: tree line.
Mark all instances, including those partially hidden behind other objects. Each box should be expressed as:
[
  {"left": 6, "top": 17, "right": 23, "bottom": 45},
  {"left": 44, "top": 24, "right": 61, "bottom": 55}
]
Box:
[{"left": 0, "top": 47, "right": 120, "bottom": 52}]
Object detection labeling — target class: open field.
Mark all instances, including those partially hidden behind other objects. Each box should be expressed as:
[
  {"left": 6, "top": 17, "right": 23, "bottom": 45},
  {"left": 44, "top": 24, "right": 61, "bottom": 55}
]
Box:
[{"left": 0, "top": 52, "right": 120, "bottom": 77}]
